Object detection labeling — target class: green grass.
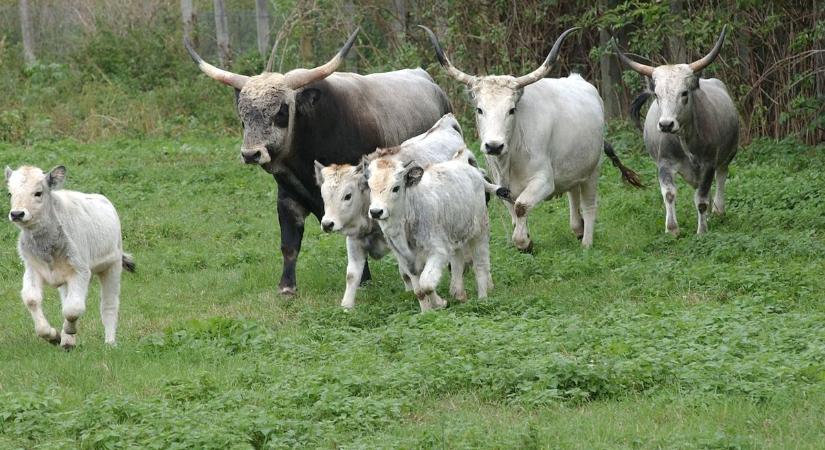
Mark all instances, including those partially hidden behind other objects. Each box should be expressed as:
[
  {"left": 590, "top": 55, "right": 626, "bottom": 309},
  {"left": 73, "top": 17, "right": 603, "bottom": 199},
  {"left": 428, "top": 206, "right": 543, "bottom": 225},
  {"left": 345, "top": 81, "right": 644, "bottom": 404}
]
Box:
[{"left": 1, "top": 131, "right": 824, "bottom": 449}]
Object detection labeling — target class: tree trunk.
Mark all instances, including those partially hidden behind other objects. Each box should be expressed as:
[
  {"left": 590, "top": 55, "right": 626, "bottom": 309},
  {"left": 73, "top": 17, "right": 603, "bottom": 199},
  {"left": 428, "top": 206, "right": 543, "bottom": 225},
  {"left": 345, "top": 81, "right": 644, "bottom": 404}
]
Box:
[
  {"left": 600, "top": 0, "right": 623, "bottom": 120},
  {"left": 342, "top": 0, "right": 356, "bottom": 70},
  {"left": 390, "top": 0, "right": 406, "bottom": 46},
  {"left": 213, "top": 0, "right": 231, "bottom": 67},
  {"left": 815, "top": 0, "right": 825, "bottom": 144},
  {"left": 255, "top": 0, "right": 270, "bottom": 59},
  {"left": 181, "top": 0, "right": 196, "bottom": 46},
  {"left": 19, "top": 0, "right": 36, "bottom": 67},
  {"left": 668, "top": 0, "right": 686, "bottom": 63}
]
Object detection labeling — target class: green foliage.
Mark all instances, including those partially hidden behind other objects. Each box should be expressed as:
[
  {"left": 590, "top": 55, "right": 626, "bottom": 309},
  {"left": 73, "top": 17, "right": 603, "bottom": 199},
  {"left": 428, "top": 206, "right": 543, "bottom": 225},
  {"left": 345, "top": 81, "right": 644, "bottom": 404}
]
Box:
[{"left": 0, "top": 135, "right": 824, "bottom": 448}]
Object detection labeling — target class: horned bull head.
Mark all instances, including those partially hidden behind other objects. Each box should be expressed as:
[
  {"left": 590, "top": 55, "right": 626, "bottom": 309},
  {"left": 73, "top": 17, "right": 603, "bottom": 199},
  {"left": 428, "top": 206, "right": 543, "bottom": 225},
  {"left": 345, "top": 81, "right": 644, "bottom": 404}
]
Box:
[
  {"left": 614, "top": 26, "right": 728, "bottom": 134},
  {"left": 185, "top": 29, "right": 359, "bottom": 165},
  {"left": 420, "top": 25, "right": 578, "bottom": 157}
]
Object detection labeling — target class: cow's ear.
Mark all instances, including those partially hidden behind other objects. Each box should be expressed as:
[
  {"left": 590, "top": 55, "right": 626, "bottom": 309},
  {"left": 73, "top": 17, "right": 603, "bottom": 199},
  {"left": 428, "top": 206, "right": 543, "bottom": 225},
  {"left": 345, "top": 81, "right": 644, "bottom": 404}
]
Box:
[
  {"left": 405, "top": 166, "right": 424, "bottom": 187},
  {"left": 4, "top": 166, "right": 12, "bottom": 182},
  {"left": 47, "top": 166, "right": 66, "bottom": 190},
  {"left": 314, "top": 160, "right": 325, "bottom": 186},
  {"left": 688, "top": 75, "right": 700, "bottom": 90},
  {"left": 296, "top": 88, "right": 321, "bottom": 115}
]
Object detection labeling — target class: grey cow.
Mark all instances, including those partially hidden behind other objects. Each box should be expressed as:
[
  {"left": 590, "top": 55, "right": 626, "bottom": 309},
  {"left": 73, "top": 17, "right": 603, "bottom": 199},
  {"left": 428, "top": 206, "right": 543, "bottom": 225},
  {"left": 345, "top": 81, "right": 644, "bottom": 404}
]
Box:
[{"left": 616, "top": 26, "right": 740, "bottom": 235}]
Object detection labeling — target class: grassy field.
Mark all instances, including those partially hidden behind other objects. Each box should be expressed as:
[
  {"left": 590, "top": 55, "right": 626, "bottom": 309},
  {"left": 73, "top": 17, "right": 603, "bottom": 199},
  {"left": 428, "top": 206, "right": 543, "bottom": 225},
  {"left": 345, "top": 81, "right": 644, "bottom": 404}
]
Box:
[{"left": 1, "top": 129, "right": 824, "bottom": 449}]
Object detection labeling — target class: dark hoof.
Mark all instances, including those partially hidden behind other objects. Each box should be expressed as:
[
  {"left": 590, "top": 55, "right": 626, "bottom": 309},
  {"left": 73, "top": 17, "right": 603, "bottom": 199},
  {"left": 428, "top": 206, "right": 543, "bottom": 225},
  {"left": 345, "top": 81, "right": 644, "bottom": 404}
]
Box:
[
  {"left": 517, "top": 240, "right": 534, "bottom": 254},
  {"left": 496, "top": 187, "right": 513, "bottom": 203}
]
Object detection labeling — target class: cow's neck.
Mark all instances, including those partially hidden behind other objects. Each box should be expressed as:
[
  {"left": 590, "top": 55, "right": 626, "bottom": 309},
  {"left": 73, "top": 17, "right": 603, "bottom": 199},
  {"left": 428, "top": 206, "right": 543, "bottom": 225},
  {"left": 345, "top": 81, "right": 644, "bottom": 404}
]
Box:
[
  {"left": 678, "top": 88, "right": 711, "bottom": 155},
  {"left": 19, "top": 202, "right": 67, "bottom": 264}
]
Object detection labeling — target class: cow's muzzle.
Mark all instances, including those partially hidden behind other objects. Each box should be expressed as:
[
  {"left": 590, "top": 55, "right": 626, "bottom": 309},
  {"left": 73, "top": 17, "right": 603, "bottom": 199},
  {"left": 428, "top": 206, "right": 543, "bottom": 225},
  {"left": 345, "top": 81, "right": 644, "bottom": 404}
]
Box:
[
  {"left": 484, "top": 141, "right": 505, "bottom": 156},
  {"left": 369, "top": 208, "right": 386, "bottom": 220},
  {"left": 9, "top": 210, "right": 26, "bottom": 222},
  {"left": 240, "top": 147, "right": 271, "bottom": 165}
]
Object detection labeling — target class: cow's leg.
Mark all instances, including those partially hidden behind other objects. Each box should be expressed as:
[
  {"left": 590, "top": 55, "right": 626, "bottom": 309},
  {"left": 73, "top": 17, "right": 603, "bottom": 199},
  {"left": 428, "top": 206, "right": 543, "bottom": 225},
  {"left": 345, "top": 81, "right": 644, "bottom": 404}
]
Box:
[
  {"left": 512, "top": 177, "right": 555, "bottom": 252},
  {"left": 470, "top": 230, "right": 493, "bottom": 298},
  {"left": 567, "top": 186, "right": 584, "bottom": 240},
  {"left": 578, "top": 170, "right": 599, "bottom": 248},
  {"left": 361, "top": 260, "right": 372, "bottom": 285},
  {"left": 276, "top": 187, "right": 309, "bottom": 296},
  {"left": 401, "top": 267, "right": 430, "bottom": 311},
  {"left": 694, "top": 166, "right": 716, "bottom": 234},
  {"left": 60, "top": 269, "right": 91, "bottom": 350},
  {"left": 398, "top": 266, "right": 413, "bottom": 291},
  {"left": 448, "top": 252, "right": 467, "bottom": 302},
  {"left": 658, "top": 165, "right": 679, "bottom": 236},
  {"left": 21, "top": 266, "right": 59, "bottom": 344},
  {"left": 98, "top": 263, "right": 121, "bottom": 345},
  {"left": 341, "top": 237, "right": 366, "bottom": 309},
  {"left": 712, "top": 165, "right": 729, "bottom": 216},
  {"left": 416, "top": 253, "right": 449, "bottom": 311}
]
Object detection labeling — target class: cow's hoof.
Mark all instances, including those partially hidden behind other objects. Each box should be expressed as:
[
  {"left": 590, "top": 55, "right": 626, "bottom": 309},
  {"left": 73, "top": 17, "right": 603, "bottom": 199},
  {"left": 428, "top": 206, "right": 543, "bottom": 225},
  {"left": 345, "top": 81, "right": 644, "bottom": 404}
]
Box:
[
  {"left": 340, "top": 302, "right": 355, "bottom": 310},
  {"left": 279, "top": 286, "right": 297, "bottom": 296},
  {"left": 516, "top": 240, "right": 534, "bottom": 253},
  {"left": 666, "top": 226, "right": 680, "bottom": 237},
  {"left": 60, "top": 332, "right": 76, "bottom": 351},
  {"left": 430, "top": 295, "right": 448, "bottom": 310},
  {"left": 452, "top": 290, "right": 468, "bottom": 303}
]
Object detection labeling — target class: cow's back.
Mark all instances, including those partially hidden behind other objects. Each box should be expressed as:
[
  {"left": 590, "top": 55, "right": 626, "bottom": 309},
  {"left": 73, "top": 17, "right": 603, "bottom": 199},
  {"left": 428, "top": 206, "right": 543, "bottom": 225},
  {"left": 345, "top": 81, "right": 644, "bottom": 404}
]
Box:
[
  {"left": 515, "top": 74, "right": 604, "bottom": 190},
  {"left": 53, "top": 190, "right": 123, "bottom": 269},
  {"left": 330, "top": 69, "right": 452, "bottom": 148}
]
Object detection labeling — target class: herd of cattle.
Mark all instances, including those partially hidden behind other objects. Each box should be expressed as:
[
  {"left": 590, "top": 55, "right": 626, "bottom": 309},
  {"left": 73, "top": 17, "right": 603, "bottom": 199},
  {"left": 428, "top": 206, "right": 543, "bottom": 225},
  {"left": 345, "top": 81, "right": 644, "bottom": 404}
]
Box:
[{"left": 5, "top": 26, "right": 739, "bottom": 348}]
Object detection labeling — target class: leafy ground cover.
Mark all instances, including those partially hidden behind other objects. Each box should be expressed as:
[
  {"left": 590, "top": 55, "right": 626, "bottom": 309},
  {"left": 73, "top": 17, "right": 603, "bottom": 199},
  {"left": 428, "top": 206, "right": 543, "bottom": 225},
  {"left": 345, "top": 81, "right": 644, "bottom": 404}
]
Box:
[{"left": 1, "top": 130, "right": 823, "bottom": 449}]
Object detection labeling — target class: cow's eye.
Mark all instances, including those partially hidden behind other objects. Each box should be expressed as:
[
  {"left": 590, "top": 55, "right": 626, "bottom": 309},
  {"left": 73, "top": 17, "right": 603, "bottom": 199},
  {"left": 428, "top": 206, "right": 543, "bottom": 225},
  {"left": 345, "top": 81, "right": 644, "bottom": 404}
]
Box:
[
  {"left": 343, "top": 193, "right": 352, "bottom": 201},
  {"left": 508, "top": 108, "right": 516, "bottom": 115},
  {"left": 34, "top": 191, "right": 42, "bottom": 198},
  {"left": 392, "top": 186, "right": 400, "bottom": 193},
  {"left": 476, "top": 108, "right": 483, "bottom": 115}
]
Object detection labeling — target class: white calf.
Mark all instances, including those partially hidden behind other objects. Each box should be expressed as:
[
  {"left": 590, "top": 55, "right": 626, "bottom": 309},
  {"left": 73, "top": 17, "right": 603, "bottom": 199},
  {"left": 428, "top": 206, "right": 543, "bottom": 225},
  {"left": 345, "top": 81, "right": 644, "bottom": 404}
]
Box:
[
  {"left": 367, "top": 149, "right": 493, "bottom": 312},
  {"left": 314, "top": 114, "right": 466, "bottom": 309},
  {"left": 5, "top": 165, "right": 134, "bottom": 349}
]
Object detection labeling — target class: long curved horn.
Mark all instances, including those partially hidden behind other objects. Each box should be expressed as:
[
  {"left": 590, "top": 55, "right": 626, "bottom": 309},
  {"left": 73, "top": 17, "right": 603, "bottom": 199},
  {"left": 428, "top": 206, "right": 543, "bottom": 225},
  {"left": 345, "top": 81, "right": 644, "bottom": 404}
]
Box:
[
  {"left": 612, "top": 39, "right": 655, "bottom": 77},
  {"left": 418, "top": 25, "right": 476, "bottom": 85},
  {"left": 514, "top": 27, "right": 580, "bottom": 88},
  {"left": 282, "top": 28, "right": 360, "bottom": 89},
  {"left": 184, "top": 37, "right": 249, "bottom": 90},
  {"left": 689, "top": 25, "right": 727, "bottom": 72}
]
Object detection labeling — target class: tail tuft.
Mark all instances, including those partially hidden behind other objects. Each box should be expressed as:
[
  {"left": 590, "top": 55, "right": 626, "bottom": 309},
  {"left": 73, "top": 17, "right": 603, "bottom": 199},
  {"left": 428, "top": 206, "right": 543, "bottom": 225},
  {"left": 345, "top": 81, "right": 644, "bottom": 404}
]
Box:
[
  {"left": 122, "top": 253, "right": 136, "bottom": 273},
  {"left": 604, "top": 142, "right": 644, "bottom": 189}
]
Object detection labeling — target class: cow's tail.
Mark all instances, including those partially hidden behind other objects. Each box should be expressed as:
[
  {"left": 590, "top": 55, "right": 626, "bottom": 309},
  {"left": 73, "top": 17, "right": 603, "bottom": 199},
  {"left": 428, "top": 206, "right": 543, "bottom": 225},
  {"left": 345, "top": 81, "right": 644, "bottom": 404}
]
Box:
[
  {"left": 604, "top": 141, "right": 644, "bottom": 188},
  {"left": 629, "top": 91, "right": 652, "bottom": 131},
  {"left": 483, "top": 177, "right": 514, "bottom": 203},
  {"left": 122, "top": 253, "right": 136, "bottom": 273}
]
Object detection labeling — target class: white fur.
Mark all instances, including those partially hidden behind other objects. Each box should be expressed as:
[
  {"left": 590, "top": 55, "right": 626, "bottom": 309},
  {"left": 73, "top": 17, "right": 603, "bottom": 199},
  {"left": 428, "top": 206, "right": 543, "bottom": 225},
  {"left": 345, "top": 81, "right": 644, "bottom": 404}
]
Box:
[
  {"left": 367, "top": 151, "right": 492, "bottom": 312},
  {"left": 315, "top": 114, "right": 470, "bottom": 309},
  {"left": 471, "top": 74, "right": 604, "bottom": 250},
  {"left": 5, "top": 165, "right": 128, "bottom": 348}
]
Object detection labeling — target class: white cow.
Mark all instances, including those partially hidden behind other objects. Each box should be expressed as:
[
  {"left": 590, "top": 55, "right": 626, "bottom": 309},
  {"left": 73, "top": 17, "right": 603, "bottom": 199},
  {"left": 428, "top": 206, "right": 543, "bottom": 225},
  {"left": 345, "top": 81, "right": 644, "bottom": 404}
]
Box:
[
  {"left": 367, "top": 149, "right": 493, "bottom": 312},
  {"left": 5, "top": 165, "right": 134, "bottom": 349},
  {"left": 315, "top": 114, "right": 507, "bottom": 309},
  {"left": 421, "top": 27, "right": 642, "bottom": 251}
]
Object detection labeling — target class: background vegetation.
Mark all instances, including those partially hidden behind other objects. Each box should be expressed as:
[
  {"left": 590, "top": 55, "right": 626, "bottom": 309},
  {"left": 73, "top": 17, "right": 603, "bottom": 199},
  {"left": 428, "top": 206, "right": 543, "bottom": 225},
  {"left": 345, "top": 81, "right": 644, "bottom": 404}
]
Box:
[
  {"left": 1, "top": 1, "right": 824, "bottom": 448},
  {"left": 0, "top": 0, "right": 822, "bottom": 144}
]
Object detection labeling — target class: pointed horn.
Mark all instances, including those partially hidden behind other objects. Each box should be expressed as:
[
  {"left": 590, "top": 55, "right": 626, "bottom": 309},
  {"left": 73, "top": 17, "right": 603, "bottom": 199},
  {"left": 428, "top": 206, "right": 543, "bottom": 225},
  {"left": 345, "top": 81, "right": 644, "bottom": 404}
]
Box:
[
  {"left": 689, "top": 25, "right": 727, "bottom": 72},
  {"left": 184, "top": 37, "right": 249, "bottom": 89},
  {"left": 612, "top": 38, "right": 655, "bottom": 78},
  {"left": 514, "top": 27, "right": 580, "bottom": 88},
  {"left": 418, "top": 25, "right": 476, "bottom": 85},
  {"left": 283, "top": 28, "right": 360, "bottom": 89}
]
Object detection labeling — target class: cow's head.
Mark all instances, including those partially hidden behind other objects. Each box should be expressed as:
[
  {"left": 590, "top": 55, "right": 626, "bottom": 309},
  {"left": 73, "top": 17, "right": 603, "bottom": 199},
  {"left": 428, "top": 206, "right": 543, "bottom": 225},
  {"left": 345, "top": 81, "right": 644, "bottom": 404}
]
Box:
[
  {"left": 185, "top": 29, "right": 359, "bottom": 165},
  {"left": 614, "top": 26, "right": 727, "bottom": 134},
  {"left": 314, "top": 161, "right": 369, "bottom": 233},
  {"left": 366, "top": 158, "right": 423, "bottom": 221},
  {"left": 421, "top": 26, "right": 578, "bottom": 156},
  {"left": 5, "top": 165, "right": 65, "bottom": 227}
]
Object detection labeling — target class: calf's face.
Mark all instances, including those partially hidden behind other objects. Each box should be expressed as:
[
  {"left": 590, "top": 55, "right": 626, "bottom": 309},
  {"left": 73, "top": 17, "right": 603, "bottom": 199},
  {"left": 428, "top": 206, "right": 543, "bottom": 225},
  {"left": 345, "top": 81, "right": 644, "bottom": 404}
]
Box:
[
  {"left": 315, "top": 162, "right": 368, "bottom": 233},
  {"left": 4, "top": 165, "right": 65, "bottom": 227},
  {"left": 366, "top": 159, "right": 423, "bottom": 221}
]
